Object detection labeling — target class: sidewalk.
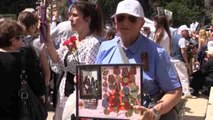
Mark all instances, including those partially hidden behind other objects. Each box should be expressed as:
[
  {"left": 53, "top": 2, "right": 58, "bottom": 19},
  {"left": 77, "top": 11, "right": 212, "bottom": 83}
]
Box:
[
  {"left": 205, "top": 87, "right": 213, "bottom": 120},
  {"left": 181, "top": 94, "right": 209, "bottom": 120}
]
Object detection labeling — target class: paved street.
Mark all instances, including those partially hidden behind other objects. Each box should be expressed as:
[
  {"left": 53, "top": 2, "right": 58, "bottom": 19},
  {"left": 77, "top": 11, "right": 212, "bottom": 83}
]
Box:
[{"left": 182, "top": 94, "right": 209, "bottom": 120}]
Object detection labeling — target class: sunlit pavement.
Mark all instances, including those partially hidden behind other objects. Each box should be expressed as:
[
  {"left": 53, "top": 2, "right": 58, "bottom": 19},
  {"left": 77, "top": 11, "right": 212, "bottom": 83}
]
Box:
[{"left": 181, "top": 94, "right": 209, "bottom": 120}]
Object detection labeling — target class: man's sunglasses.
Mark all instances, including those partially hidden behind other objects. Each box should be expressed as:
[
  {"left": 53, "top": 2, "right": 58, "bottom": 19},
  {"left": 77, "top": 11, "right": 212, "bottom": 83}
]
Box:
[{"left": 116, "top": 15, "right": 138, "bottom": 23}]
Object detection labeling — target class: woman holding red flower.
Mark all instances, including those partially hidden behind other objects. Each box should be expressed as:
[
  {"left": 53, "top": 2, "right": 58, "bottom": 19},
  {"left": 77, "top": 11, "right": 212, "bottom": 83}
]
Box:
[{"left": 45, "top": 1, "right": 104, "bottom": 120}]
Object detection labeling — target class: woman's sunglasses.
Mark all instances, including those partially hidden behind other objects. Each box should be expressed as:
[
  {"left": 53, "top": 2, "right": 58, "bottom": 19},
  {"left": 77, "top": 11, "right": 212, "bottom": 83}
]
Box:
[
  {"left": 116, "top": 15, "right": 138, "bottom": 23},
  {"left": 15, "top": 35, "right": 25, "bottom": 40}
]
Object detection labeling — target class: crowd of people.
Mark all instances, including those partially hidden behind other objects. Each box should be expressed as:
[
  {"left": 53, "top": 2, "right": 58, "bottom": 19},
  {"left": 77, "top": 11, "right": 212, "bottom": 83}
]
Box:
[
  {"left": 141, "top": 16, "right": 213, "bottom": 99},
  {"left": 0, "top": 0, "right": 213, "bottom": 120}
]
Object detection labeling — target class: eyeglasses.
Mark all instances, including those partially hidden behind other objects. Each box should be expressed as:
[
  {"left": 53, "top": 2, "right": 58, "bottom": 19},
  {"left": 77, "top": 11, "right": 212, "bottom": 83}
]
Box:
[
  {"left": 116, "top": 15, "right": 138, "bottom": 23},
  {"left": 15, "top": 35, "right": 25, "bottom": 40}
]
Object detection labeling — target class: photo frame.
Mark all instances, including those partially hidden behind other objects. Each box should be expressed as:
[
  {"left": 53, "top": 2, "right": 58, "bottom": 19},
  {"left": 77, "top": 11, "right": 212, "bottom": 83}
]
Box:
[
  {"left": 79, "top": 65, "right": 101, "bottom": 99},
  {"left": 76, "top": 64, "right": 143, "bottom": 119}
]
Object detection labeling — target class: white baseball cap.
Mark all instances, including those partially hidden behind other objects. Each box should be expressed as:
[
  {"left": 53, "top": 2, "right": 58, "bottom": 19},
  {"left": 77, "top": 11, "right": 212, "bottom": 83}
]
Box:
[
  {"left": 177, "top": 25, "right": 190, "bottom": 34},
  {"left": 112, "top": 0, "right": 144, "bottom": 18}
]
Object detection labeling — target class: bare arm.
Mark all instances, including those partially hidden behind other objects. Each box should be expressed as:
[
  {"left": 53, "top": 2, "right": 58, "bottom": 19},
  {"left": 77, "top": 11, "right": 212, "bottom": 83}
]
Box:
[
  {"left": 181, "top": 47, "right": 188, "bottom": 64},
  {"left": 45, "top": 22, "right": 59, "bottom": 63},
  {"left": 152, "top": 87, "right": 182, "bottom": 114},
  {"left": 39, "top": 48, "right": 51, "bottom": 85},
  {"left": 138, "top": 87, "right": 182, "bottom": 120}
]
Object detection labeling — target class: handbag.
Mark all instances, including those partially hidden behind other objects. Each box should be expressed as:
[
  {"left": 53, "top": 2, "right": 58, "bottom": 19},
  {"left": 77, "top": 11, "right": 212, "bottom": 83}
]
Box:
[{"left": 18, "top": 50, "right": 46, "bottom": 120}]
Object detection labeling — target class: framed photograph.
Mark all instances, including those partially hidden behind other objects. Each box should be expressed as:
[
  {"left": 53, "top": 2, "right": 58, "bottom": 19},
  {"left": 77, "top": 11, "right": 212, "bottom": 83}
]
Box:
[
  {"left": 76, "top": 64, "right": 143, "bottom": 120},
  {"left": 79, "top": 65, "right": 101, "bottom": 99}
]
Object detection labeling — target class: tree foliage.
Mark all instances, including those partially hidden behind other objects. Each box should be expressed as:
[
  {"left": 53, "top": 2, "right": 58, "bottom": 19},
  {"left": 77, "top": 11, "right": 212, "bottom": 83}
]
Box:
[
  {"left": 96, "top": 0, "right": 205, "bottom": 27},
  {"left": 97, "top": 0, "right": 122, "bottom": 24},
  {"left": 165, "top": 0, "right": 204, "bottom": 27},
  {"left": 0, "top": 0, "right": 37, "bottom": 16},
  {"left": 0, "top": 0, "right": 207, "bottom": 27}
]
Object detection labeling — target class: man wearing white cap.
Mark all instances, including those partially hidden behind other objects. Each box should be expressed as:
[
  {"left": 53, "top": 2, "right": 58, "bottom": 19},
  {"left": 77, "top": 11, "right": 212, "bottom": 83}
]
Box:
[
  {"left": 96, "top": 0, "right": 182, "bottom": 120},
  {"left": 171, "top": 25, "right": 196, "bottom": 99}
]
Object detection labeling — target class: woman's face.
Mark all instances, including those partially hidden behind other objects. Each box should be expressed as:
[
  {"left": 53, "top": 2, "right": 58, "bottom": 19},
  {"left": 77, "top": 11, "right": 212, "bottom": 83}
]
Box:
[
  {"left": 31, "top": 22, "right": 38, "bottom": 34},
  {"left": 69, "top": 7, "right": 90, "bottom": 33},
  {"left": 12, "top": 35, "right": 24, "bottom": 49}
]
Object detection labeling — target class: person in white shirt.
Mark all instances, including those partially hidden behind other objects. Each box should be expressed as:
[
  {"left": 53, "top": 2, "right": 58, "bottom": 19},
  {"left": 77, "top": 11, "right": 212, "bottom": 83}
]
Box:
[
  {"left": 153, "top": 15, "right": 172, "bottom": 54},
  {"left": 171, "top": 25, "right": 196, "bottom": 99}
]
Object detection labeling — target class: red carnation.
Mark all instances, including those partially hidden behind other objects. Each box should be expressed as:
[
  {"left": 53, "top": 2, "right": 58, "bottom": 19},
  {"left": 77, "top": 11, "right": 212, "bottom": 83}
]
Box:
[{"left": 63, "top": 35, "right": 77, "bottom": 51}]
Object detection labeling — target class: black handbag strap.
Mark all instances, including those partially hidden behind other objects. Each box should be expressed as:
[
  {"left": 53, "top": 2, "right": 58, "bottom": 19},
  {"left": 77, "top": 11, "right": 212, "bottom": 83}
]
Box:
[
  {"left": 55, "top": 51, "right": 70, "bottom": 88},
  {"left": 18, "top": 49, "right": 29, "bottom": 102},
  {"left": 20, "top": 50, "right": 28, "bottom": 83},
  {"left": 55, "top": 51, "right": 74, "bottom": 94}
]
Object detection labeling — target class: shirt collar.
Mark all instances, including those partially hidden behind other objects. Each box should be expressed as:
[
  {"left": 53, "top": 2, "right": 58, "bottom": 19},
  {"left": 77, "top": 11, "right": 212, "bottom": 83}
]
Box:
[{"left": 120, "top": 34, "right": 143, "bottom": 54}]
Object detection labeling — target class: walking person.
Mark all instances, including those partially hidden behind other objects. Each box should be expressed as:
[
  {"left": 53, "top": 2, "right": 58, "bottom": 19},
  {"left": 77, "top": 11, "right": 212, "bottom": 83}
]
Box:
[{"left": 96, "top": 0, "right": 182, "bottom": 119}]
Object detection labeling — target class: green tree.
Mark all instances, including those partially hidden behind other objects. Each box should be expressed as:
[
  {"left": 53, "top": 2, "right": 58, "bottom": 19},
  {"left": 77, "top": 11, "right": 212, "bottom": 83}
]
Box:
[
  {"left": 165, "top": 0, "right": 204, "bottom": 27},
  {"left": 0, "top": 0, "right": 38, "bottom": 18},
  {"left": 97, "top": 0, "right": 122, "bottom": 24}
]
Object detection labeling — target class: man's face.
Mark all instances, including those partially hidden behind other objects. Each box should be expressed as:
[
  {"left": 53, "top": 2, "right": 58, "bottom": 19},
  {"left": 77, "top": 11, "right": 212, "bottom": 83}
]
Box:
[
  {"left": 114, "top": 14, "right": 144, "bottom": 40},
  {"left": 182, "top": 30, "right": 189, "bottom": 38},
  {"left": 142, "top": 27, "right": 150, "bottom": 34}
]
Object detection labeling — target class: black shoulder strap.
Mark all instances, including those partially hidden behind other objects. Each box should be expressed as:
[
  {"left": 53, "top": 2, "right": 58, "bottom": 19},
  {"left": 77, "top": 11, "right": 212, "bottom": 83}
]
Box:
[
  {"left": 55, "top": 51, "right": 71, "bottom": 88},
  {"left": 20, "top": 49, "right": 27, "bottom": 82}
]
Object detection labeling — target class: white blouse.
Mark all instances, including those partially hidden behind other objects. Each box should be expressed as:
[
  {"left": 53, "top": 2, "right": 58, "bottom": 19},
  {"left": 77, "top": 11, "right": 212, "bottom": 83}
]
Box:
[
  {"left": 159, "top": 30, "right": 170, "bottom": 54},
  {"left": 50, "top": 34, "right": 101, "bottom": 107},
  {"left": 51, "top": 34, "right": 101, "bottom": 74}
]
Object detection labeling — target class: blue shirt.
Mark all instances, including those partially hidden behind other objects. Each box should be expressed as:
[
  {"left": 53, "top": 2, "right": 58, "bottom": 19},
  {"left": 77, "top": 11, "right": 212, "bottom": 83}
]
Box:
[
  {"left": 96, "top": 34, "right": 181, "bottom": 96},
  {"left": 170, "top": 32, "right": 184, "bottom": 62}
]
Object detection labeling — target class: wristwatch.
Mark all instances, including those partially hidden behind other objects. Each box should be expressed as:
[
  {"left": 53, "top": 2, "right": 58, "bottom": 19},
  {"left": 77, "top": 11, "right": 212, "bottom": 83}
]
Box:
[{"left": 152, "top": 107, "right": 161, "bottom": 120}]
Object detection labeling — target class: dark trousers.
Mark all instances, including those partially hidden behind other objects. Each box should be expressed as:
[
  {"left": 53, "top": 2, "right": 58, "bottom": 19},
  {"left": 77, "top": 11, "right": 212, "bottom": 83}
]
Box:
[
  {"left": 190, "top": 70, "right": 205, "bottom": 94},
  {"left": 52, "top": 72, "right": 59, "bottom": 108}
]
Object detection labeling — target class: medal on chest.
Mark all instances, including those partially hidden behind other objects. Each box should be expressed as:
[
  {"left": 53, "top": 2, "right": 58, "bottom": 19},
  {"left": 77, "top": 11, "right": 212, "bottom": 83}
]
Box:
[{"left": 141, "top": 52, "right": 149, "bottom": 71}]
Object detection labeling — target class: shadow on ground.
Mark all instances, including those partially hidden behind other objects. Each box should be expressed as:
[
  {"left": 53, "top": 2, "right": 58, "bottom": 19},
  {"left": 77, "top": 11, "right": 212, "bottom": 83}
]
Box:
[
  {"left": 181, "top": 94, "right": 209, "bottom": 120},
  {"left": 182, "top": 115, "right": 205, "bottom": 120}
]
